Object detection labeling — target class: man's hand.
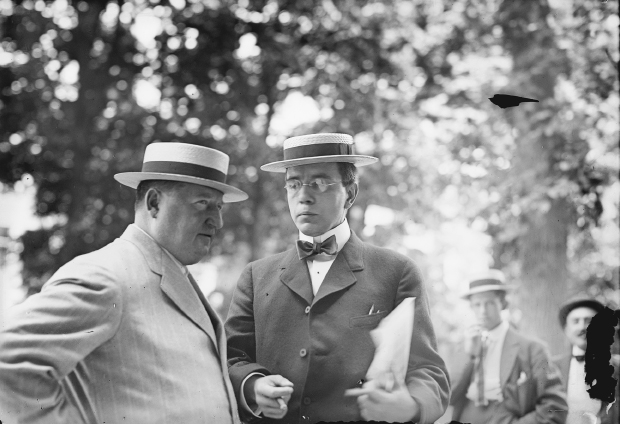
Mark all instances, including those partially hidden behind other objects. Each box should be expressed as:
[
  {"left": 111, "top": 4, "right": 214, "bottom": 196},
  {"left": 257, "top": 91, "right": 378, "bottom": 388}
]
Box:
[
  {"left": 464, "top": 324, "right": 483, "bottom": 357},
  {"left": 345, "top": 376, "right": 419, "bottom": 422},
  {"left": 248, "top": 375, "right": 294, "bottom": 419}
]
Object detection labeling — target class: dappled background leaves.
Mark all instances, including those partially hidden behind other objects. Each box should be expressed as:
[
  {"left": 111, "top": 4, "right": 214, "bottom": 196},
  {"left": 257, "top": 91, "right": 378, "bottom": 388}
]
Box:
[{"left": 1, "top": 0, "right": 618, "bottom": 363}]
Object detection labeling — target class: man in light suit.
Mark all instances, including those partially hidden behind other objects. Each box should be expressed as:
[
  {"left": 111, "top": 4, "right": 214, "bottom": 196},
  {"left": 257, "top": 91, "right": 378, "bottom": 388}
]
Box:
[
  {"left": 225, "top": 133, "right": 450, "bottom": 423},
  {"left": 553, "top": 295, "right": 619, "bottom": 424},
  {"left": 0, "top": 142, "right": 247, "bottom": 423},
  {"left": 450, "top": 270, "right": 567, "bottom": 424}
]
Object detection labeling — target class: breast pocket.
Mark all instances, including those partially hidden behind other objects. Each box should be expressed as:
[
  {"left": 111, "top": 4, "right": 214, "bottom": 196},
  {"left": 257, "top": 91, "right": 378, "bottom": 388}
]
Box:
[{"left": 349, "top": 311, "right": 387, "bottom": 328}]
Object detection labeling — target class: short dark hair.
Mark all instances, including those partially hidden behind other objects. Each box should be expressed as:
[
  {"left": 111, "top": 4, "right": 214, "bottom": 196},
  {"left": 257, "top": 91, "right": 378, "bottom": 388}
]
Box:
[
  {"left": 337, "top": 162, "right": 357, "bottom": 188},
  {"left": 135, "top": 180, "right": 184, "bottom": 208}
]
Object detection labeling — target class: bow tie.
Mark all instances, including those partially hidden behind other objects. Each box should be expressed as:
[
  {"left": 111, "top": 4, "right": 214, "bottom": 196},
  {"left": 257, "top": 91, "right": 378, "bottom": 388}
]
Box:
[
  {"left": 296, "top": 235, "right": 338, "bottom": 260},
  {"left": 574, "top": 355, "right": 585, "bottom": 363}
]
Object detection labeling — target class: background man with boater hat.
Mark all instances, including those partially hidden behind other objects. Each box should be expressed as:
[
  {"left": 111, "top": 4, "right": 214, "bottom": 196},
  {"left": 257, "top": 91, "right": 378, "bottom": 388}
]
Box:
[
  {"left": 225, "top": 133, "right": 449, "bottom": 423},
  {"left": 450, "top": 270, "right": 567, "bottom": 424},
  {"left": 0, "top": 142, "right": 247, "bottom": 423},
  {"left": 554, "top": 295, "right": 619, "bottom": 424}
]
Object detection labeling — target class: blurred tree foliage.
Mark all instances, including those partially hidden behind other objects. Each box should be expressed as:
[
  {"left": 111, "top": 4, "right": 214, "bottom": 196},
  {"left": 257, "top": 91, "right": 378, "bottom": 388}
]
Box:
[
  {"left": 381, "top": 0, "right": 619, "bottom": 352},
  {"left": 0, "top": 0, "right": 409, "bottom": 289},
  {"left": 1, "top": 0, "right": 617, "bottom": 351}
]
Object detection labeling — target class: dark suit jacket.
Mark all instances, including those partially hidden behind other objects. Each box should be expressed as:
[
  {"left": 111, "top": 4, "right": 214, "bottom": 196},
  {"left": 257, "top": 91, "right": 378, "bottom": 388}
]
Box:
[
  {"left": 225, "top": 232, "right": 450, "bottom": 424},
  {"left": 451, "top": 328, "right": 567, "bottom": 424},
  {"left": 0, "top": 224, "right": 240, "bottom": 424},
  {"left": 553, "top": 353, "right": 619, "bottom": 424}
]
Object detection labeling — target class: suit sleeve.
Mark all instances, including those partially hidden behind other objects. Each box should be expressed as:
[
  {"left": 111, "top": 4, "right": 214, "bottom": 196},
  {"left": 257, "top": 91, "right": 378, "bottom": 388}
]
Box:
[
  {"left": 0, "top": 267, "right": 122, "bottom": 423},
  {"left": 225, "top": 263, "right": 271, "bottom": 417},
  {"left": 397, "top": 259, "right": 451, "bottom": 424},
  {"left": 495, "top": 341, "right": 568, "bottom": 424}
]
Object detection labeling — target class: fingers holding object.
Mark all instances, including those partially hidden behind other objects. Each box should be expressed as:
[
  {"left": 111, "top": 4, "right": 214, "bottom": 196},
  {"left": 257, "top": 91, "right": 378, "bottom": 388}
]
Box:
[{"left": 261, "top": 404, "right": 288, "bottom": 419}]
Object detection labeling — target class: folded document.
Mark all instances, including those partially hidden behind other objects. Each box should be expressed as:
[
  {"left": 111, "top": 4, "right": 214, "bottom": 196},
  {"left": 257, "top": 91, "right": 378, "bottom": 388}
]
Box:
[{"left": 365, "top": 297, "right": 416, "bottom": 389}]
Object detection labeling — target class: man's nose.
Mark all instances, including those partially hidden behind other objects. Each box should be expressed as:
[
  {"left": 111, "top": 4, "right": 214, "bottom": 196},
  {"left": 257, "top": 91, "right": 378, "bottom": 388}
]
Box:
[
  {"left": 207, "top": 209, "right": 224, "bottom": 230},
  {"left": 297, "top": 184, "right": 315, "bottom": 203}
]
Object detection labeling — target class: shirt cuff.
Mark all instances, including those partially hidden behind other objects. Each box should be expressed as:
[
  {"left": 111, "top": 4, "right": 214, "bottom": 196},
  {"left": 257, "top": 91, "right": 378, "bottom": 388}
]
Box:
[{"left": 240, "top": 372, "right": 266, "bottom": 417}]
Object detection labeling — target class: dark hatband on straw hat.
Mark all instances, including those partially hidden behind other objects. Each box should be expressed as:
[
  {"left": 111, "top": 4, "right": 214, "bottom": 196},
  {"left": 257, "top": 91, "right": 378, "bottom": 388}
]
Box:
[
  {"left": 461, "top": 269, "right": 510, "bottom": 299},
  {"left": 260, "top": 133, "right": 378, "bottom": 173},
  {"left": 114, "top": 142, "right": 248, "bottom": 203}
]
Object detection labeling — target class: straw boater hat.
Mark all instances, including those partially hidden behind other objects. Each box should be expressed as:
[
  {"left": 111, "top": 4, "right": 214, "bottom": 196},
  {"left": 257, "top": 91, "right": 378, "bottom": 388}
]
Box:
[
  {"left": 557, "top": 295, "right": 605, "bottom": 328},
  {"left": 114, "top": 142, "right": 248, "bottom": 203},
  {"left": 461, "top": 269, "right": 510, "bottom": 299},
  {"left": 260, "top": 133, "right": 378, "bottom": 173}
]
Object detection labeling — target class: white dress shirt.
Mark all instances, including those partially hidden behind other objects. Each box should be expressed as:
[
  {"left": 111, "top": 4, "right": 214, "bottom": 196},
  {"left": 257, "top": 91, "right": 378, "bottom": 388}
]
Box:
[
  {"left": 240, "top": 219, "right": 352, "bottom": 416},
  {"left": 298, "top": 218, "right": 351, "bottom": 295},
  {"left": 566, "top": 346, "right": 601, "bottom": 424},
  {"left": 466, "top": 319, "right": 510, "bottom": 403}
]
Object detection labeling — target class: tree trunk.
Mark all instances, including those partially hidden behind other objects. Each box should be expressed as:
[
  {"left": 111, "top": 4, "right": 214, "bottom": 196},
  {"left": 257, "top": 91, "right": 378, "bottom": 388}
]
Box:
[
  {"left": 59, "top": 0, "right": 110, "bottom": 265},
  {"left": 498, "top": 0, "right": 572, "bottom": 355},
  {"left": 518, "top": 199, "right": 571, "bottom": 354}
]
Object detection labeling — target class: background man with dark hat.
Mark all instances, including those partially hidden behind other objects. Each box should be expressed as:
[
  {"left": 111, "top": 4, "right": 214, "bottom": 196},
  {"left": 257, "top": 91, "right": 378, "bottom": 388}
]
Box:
[
  {"left": 554, "top": 295, "right": 619, "bottom": 424},
  {"left": 0, "top": 142, "right": 247, "bottom": 423},
  {"left": 450, "top": 270, "right": 567, "bottom": 424},
  {"left": 225, "top": 133, "right": 449, "bottom": 423}
]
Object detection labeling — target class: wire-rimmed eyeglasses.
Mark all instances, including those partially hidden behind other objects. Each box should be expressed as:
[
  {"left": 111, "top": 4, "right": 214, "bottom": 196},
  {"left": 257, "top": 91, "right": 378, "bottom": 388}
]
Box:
[{"left": 284, "top": 178, "right": 342, "bottom": 194}]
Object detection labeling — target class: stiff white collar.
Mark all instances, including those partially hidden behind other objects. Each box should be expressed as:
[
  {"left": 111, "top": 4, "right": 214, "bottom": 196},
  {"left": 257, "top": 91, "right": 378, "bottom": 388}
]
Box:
[
  {"left": 572, "top": 345, "right": 586, "bottom": 356},
  {"left": 299, "top": 218, "right": 351, "bottom": 254}
]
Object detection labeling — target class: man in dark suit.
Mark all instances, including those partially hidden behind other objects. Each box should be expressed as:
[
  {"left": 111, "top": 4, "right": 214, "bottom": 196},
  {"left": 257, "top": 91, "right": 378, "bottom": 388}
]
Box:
[
  {"left": 450, "top": 270, "right": 567, "bottom": 424},
  {"left": 553, "top": 295, "right": 619, "bottom": 424},
  {"left": 225, "top": 133, "right": 450, "bottom": 423},
  {"left": 0, "top": 142, "right": 247, "bottom": 423}
]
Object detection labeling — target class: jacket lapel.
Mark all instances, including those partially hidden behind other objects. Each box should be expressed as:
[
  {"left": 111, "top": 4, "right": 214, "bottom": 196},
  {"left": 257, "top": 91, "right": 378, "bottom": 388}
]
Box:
[
  {"left": 279, "top": 248, "right": 314, "bottom": 305},
  {"left": 120, "top": 224, "right": 218, "bottom": 350},
  {"left": 160, "top": 260, "right": 219, "bottom": 351},
  {"left": 121, "top": 225, "right": 240, "bottom": 423},
  {"left": 500, "top": 328, "right": 521, "bottom": 387},
  {"left": 556, "top": 353, "right": 571, "bottom": 391},
  {"left": 192, "top": 279, "right": 237, "bottom": 374},
  {"left": 279, "top": 231, "right": 365, "bottom": 305},
  {"left": 312, "top": 232, "right": 364, "bottom": 305}
]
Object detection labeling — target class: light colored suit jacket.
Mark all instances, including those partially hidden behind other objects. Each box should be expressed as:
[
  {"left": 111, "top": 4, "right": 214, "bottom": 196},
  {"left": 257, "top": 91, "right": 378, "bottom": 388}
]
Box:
[
  {"left": 0, "top": 224, "right": 241, "bottom": 424},
  {"left": 225, "top": 232, "right": 450, "bottom": 424},
  {"left": 451, "top": 328, "right": 567, "bottom": 424}
]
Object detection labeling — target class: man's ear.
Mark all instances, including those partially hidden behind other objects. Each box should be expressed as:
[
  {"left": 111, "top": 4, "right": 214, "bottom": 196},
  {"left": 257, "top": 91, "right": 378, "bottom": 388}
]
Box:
[
  {"left": 145, "top": 188, "right": 161, "bottom": 218},
  {"left": 344, "top": 182, "right": 359, "bottom": 210}
]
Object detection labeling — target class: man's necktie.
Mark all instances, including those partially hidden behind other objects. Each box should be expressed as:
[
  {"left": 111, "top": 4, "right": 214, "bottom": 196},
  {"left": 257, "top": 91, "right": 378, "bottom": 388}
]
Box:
[
  {"left": 474, "top": 334, "right": 489, "bottom": 406},
  {"left": 296, "top": 235, "right": 338, "bottom": 260}
]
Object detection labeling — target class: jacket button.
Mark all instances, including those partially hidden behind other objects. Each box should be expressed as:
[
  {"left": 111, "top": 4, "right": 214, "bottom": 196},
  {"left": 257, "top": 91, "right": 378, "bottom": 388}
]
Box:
[
  {"left": 305, "top": 306, "right": 311, "bottom": 314},
  {"left": 299, "top": 348, "right": 307, "bottom": 357},
  {"left": 303, "top": 397, "right": 311, "bottom": 405}
]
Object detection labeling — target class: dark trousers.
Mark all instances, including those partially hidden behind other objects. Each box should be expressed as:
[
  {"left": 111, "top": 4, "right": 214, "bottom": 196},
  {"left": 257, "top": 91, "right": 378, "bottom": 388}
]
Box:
[{"left": 458, "top": 398, "right": 501, "bottom": 424}]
